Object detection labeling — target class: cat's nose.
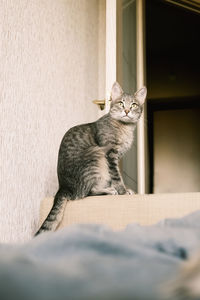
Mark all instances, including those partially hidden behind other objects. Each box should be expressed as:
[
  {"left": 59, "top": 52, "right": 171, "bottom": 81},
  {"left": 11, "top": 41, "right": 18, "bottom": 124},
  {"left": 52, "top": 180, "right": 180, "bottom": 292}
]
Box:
[{"left": 125, "top": 109, "right": 130, "bottom": 115}]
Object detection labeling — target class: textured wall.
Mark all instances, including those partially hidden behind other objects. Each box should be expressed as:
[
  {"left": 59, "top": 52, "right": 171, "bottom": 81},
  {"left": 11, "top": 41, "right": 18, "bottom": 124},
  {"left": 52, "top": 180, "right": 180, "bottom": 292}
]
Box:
[{"left": 0, "top": 0, "right": 105, "bottom": 243}]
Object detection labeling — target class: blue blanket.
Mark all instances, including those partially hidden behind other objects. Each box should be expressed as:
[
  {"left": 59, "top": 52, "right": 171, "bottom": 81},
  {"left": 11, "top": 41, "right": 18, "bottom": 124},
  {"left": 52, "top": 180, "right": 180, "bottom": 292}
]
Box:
[{"left": 1, "top": 211, "right": 200, "bottom": 300}]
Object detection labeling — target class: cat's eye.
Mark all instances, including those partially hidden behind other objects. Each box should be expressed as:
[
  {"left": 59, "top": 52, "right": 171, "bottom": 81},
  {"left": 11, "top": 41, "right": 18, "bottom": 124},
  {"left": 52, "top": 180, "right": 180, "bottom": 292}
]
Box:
[
  {"left": 131, "top": 103, "right": 138, "bottom": 109},
  {"left": 119, "top": 101, "right": 124, "bottom": 107}
]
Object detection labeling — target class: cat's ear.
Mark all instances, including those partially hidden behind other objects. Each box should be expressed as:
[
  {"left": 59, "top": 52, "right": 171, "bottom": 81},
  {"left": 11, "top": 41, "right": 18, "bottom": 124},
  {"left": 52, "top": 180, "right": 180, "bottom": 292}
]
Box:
[
  {"left": 134, "top": 87, "right": 147, "bottom": 105},
  {"left": 111, "top": 82, "right": 123, "bottom": 101}
]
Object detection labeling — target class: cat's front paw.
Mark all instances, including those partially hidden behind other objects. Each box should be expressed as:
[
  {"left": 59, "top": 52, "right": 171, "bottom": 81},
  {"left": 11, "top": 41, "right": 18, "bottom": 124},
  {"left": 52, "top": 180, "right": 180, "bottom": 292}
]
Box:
[
  {"left": 126, "top": 189, "right": 136, "bottom": 195},
  {"left": 106, "top": 187, "right": 118, "bottom": 195}
]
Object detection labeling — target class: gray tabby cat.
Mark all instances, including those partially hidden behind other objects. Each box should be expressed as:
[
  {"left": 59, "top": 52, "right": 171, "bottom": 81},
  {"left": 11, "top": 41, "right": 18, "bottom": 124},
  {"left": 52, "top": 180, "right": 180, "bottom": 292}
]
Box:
[{"left": 35, "top": 82, "right": 147, "bottom": 235}]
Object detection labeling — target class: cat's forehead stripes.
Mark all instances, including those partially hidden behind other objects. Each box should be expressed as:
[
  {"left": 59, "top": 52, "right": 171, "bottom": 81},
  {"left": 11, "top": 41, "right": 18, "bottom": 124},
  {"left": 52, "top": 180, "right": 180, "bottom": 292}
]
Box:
[{"left": 122, "top": 93, "right": 137, "bottom": 104}]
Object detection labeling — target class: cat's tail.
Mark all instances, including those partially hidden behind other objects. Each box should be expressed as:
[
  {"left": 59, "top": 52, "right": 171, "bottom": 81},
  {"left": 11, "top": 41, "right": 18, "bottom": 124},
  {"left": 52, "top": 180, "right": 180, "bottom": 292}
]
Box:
[{"left": 35, "top": 189, "right": 69, "bottom": 236}]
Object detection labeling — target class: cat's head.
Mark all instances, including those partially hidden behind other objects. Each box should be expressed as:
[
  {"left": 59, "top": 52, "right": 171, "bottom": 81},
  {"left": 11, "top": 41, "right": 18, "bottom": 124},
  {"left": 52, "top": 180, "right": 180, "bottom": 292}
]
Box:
[{"left": 109, "top": 82, "right": 147, "bottom": 124}]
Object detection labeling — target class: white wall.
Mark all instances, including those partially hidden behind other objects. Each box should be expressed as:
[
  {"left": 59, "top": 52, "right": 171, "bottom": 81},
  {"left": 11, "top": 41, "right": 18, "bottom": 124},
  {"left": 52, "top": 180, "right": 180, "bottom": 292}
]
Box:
[{"left": 0, "top": 0, "right": 105, "bottom": 243}]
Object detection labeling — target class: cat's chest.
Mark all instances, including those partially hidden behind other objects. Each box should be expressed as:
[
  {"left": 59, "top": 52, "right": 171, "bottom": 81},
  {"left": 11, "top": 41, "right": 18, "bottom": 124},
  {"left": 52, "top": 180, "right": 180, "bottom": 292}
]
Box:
[
  {"left": 96, "top": 118, "right": 135, "bottom": 155},
  {"left": 117, "top": 125, "right": 134, "bottom": 153}
]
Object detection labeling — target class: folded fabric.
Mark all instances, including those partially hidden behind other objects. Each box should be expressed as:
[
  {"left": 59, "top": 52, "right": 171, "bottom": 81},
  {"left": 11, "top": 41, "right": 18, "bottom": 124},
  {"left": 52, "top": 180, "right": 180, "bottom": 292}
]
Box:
[{"left": 1, "top": 210, "right": 200, "bottom": 300}]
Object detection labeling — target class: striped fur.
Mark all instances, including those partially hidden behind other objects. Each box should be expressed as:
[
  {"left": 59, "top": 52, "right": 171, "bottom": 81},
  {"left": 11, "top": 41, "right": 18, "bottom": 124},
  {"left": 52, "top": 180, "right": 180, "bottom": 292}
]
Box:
[{"left": 35, "top": 82, "right": 147, "bottom": 235}]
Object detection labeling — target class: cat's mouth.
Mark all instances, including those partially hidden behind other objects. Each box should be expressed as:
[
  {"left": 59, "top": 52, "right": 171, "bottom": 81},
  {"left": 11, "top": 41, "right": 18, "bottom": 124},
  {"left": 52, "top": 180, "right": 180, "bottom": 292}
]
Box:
[
  {"left": 123, "top": 115, "right": 131, "bottom": 119},
  {"left": 122, "top": 114, "right": 140, "bottom": 123}
]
